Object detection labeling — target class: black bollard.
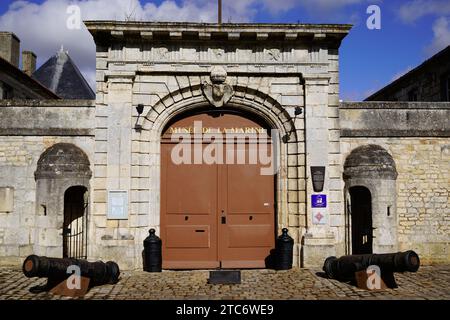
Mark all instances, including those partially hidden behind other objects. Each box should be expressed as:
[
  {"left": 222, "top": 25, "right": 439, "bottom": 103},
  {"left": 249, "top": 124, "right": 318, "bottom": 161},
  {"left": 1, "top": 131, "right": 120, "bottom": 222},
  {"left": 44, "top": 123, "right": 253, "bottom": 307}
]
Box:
[
  {"left": 143, "top": 229, "right": 162, "bottom": 272},
  {"left": 275, "top": 228, "right": 294, "bottom": 270}
]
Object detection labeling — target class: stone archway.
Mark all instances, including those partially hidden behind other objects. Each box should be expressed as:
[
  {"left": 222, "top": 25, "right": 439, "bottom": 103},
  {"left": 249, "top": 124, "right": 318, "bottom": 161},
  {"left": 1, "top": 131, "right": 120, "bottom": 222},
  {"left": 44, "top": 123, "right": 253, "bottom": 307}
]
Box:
[
  {"left": 132, "top": 82, "right": 304, "bottom": 266},
  {"left": 34, "top": 143, "right": 92, "bottom": 257},
  {"left": 344, "top": 144, "right": 398, "bottom": 254}
]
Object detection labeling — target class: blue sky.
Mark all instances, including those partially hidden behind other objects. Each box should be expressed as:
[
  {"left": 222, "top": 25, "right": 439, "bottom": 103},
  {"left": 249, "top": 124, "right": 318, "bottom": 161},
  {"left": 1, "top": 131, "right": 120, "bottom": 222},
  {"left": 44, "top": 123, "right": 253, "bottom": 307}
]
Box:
[{"left": 0, "top": 0, "right": 449, "bottom": 100}]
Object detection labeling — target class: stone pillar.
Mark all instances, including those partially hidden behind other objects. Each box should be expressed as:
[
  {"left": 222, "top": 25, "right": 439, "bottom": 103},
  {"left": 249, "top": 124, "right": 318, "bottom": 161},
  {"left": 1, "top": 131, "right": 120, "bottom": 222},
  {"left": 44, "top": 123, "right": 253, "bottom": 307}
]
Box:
[
  {"left": 302, "top": 75, "right": 336, "bottom": 267},
  {"left": 105, "top": 72, "right": 135, "bottom": 194},
  {"left": 93, "top": 71, "right": 136, "bottom": 269}
]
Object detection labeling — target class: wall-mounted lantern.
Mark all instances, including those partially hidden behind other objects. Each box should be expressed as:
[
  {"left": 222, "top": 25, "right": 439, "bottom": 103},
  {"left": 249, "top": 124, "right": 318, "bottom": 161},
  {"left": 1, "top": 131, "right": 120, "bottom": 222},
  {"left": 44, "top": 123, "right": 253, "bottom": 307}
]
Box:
[
  {"left": 282, "top": 106, "right": 303, "bottom": 143},
  {"left": 134, "top": 104, "right": 144, "bottom": 132}
]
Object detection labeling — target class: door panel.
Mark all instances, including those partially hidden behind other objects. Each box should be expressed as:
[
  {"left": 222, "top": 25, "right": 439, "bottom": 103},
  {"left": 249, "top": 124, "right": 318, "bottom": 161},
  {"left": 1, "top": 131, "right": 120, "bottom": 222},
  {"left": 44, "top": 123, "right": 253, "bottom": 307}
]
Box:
[
  {"left": 227, "top": 225, "right": 274, "bottom": 248},
  {"left": 165, "top": 226, "right": 211, "bottom": 248},
  {"left": 218, "top": 144, "right": 275, "bottom": 267},
  {"left": 161, "top": 143, "right": 219, "bottom": 268}
]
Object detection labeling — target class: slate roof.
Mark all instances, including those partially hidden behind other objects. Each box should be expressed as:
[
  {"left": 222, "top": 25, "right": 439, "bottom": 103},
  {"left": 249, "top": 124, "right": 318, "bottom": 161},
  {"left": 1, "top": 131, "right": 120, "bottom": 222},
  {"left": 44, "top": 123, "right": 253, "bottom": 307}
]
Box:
[
  {"left": 0, "top": 55, "right": 60, "bottom": 99},
  {"left": 33, "top": 49, "right": 95, "bottom": 100}
]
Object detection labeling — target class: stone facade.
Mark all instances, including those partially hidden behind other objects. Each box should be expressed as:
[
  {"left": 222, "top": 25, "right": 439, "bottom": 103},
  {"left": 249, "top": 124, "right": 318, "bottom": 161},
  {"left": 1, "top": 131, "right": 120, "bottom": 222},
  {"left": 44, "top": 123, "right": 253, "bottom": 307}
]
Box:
[
  {"left": 84, "top": 21, "right": 351, "bottom": 269},
  {"left": 340, "top": 102, "right": 450, "bottom": 264},
  {"left": 0, "top": 22, "right": 449, "bottom": 270},
  {"left": 0, "top": 100, "right": 94, "bottom": 265}
]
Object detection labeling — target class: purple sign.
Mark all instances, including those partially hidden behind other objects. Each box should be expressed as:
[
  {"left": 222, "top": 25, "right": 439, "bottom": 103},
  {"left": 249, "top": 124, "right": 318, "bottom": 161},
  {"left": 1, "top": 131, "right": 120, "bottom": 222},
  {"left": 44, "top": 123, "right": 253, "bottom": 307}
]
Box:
[{"left": 312, "top": 195, "right": 327, "bottom": 208}]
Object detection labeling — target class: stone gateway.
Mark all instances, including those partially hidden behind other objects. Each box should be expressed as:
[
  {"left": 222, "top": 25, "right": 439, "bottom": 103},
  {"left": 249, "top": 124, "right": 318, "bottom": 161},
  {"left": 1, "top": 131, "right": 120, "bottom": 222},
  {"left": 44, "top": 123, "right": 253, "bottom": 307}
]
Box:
[{"left": 0, "top": 22, "right": 448, "bottom": 270}]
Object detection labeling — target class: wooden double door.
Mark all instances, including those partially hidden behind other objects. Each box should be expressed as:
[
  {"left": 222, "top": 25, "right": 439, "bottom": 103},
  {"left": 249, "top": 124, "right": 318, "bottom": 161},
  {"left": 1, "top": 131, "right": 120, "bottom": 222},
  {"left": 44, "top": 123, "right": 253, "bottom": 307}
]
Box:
[{"left": 160, "top": 111, "right": 275, "bottom": 269}]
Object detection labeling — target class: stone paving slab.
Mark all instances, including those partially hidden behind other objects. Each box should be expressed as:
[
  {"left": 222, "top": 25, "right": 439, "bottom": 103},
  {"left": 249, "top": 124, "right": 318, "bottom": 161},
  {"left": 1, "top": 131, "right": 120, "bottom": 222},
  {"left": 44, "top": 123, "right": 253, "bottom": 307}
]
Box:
[{"left": 0, "top": 266, "right": 449, "bottom": 300}]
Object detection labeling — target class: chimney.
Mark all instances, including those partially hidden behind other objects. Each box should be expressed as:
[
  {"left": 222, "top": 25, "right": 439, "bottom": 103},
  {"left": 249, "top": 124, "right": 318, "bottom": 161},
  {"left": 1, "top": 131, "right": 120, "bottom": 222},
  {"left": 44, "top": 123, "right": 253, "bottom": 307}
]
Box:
[
  {"left": 0, "top": 32, "right": 20, "bottom": 67},
  {"left": 22, "top": 51, "right": 36, "bottom": 76}
]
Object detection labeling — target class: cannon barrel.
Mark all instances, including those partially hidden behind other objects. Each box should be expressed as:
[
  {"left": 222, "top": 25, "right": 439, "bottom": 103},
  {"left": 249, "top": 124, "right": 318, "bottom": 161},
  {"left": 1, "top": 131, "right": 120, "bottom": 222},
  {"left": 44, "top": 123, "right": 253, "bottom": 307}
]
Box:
[
  {"left": 22, "top": 255, "right": 120, "bottom": 285},
  {"left": 323, "top": 250, "right": 420, "bottom": 281}
]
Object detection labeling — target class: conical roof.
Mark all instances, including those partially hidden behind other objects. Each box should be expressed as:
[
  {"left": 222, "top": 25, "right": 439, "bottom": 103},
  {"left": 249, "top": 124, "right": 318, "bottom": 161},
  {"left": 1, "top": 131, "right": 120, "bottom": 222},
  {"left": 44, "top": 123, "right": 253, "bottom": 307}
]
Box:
[{"left": 33, "top": 48, "right": 95, "bottom": 100}]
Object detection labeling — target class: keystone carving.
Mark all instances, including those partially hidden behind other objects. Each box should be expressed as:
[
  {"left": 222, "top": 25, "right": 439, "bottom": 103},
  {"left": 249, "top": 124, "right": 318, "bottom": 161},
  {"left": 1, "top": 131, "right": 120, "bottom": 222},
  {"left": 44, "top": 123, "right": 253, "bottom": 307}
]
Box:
[{"left": 202, "top": 66, "right": 234, "bottom": 108}]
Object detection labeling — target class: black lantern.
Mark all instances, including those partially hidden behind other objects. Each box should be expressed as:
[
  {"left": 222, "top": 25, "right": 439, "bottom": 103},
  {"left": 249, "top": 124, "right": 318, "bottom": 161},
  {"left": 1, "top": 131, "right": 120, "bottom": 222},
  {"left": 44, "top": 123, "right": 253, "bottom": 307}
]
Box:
[
  {"left": 282, "top": 106, "right": 303, "bottom": 143},
  {"left": 134, "top": 104, "right": 144, "bottom": 132}
]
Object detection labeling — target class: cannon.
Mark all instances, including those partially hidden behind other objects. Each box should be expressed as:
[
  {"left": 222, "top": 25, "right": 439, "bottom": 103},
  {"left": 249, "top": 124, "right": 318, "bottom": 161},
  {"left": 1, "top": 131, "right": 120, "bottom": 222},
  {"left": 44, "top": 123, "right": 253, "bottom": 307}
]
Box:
[
  {"left": 323, "top": 251, "right": 420, "bottom": 288},
  {"left": 23, "top": 255, "right": 120, "bottom": 295}
]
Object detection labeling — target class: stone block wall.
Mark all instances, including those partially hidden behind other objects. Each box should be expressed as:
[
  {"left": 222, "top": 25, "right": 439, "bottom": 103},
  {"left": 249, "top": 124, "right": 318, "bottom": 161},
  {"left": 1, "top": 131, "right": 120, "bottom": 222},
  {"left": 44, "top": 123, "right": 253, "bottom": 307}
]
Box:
[
  {"left": 340, "top": 102, "right": 450, "bottom": 264},
  {"left": 0, "top": 100, "right": 94, "bottom": 266}
]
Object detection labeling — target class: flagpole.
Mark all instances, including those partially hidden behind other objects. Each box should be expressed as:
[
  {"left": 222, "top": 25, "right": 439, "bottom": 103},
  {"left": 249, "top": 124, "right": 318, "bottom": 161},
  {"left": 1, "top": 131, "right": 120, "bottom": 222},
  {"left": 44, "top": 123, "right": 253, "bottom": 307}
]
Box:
[{"left": 218, "top": 0, "right": 222, "bottom": 24}]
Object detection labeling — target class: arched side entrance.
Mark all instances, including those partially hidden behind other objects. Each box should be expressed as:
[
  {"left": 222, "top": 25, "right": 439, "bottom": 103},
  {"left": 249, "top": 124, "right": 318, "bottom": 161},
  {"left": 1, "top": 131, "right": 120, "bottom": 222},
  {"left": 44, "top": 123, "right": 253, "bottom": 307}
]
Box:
[
  {"left": 344, "top": 145, "right": 398, "bottom": 254},
  {"left": 34, "top": 143, "right": 92, "bottom": 257},
  {"left": 160, "top": 108, "right": 276, "bottom": 269},
  {"left": 63, "top": 186, "right": 89, "bottom": 259}
]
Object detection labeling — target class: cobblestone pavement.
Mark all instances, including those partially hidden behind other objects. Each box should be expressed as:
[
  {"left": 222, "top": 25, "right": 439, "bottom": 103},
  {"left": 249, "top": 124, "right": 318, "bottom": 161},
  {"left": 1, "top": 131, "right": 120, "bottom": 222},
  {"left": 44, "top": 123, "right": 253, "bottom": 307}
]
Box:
[{"left": 0, "top": 266, "right": 449, "bottom": 300}]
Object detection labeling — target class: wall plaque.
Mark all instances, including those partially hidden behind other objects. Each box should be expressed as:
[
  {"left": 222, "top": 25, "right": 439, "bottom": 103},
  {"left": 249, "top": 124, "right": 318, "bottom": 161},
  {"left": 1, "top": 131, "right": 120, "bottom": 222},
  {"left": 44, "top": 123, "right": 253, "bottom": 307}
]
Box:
[
  {"left": 312, "top": 194, "right": 327, "bottom": 208},
  {"left": 108, "top": 190, "right": 128, "bottom": 220},
  {"left": 311, "top": 166, "right": 325, "bottom": 192},
  {"left": 312, "top": 208, "right": 328, "bottom": 225},
  {"left": 0, "top": 187, "right": 14, "bottom": 213}
]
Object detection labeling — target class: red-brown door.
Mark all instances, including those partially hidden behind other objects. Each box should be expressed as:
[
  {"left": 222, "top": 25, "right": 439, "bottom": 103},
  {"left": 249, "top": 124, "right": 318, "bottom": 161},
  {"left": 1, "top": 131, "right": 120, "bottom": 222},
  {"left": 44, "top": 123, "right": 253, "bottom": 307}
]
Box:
[
  {"left": 161, "top": 143, "right": 219, "bottom": 269},
  {"left": 160, "top": 111, "right": 275, "bottom": 269},
  {"left": 219, "top": 143, "right": 275, "bottom": 268}
]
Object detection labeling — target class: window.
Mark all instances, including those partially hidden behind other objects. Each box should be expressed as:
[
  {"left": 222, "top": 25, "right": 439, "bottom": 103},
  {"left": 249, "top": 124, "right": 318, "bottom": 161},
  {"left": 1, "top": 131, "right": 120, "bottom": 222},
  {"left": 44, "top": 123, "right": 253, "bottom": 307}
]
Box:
[
  {"left": 441, "top": 73, "right": 450, "bottom": 101},
  {"left": 1, "top": 83, "right": 13, "bottom": 99},
  {"left": 447, "top": 76, "right": 450, "bottom": 101},
  {"left": 408, "top": 88, "right": 418, "bottom": 101}
]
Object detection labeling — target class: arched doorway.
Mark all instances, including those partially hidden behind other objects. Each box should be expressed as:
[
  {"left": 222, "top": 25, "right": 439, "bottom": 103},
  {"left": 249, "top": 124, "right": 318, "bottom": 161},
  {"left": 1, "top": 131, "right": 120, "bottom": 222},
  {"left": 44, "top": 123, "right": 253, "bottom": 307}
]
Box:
[
  {"left": 35, "top": 143, "right": 92, "bottom": 257},
  {"left": 63, "top": 186, "right": 89, "bottom": 259},
  {"left": 160, "top": 108, "right": 276, "bottom": 269},
  {"left": 344, "top": 145, "right": 398, "bottom": 254},
  {"left": 349, "top": 186, "right": 373, "bottom": 254}
]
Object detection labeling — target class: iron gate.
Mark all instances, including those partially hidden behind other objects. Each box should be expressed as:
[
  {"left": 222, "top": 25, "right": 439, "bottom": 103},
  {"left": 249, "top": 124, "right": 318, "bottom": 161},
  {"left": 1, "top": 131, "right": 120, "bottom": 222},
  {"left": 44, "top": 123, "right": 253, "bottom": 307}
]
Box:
[{"left": 63, "top": 186, "right": 89, "bottom": 259}]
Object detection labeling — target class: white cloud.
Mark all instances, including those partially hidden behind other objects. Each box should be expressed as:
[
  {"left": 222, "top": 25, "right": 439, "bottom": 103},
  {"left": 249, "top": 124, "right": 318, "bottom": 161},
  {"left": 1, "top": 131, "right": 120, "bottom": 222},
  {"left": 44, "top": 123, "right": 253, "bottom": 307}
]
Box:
[
  {"left": 397, "top": 1, "right": 450, "bottom": 58},
  {"left": 0, "top": 0, "right": 258, "bottom": 90},
  {"left": 0, "top": 0, "right": 386, "bottom": 92},
  {"left": 426, "top": 17, "right": 450, "bottom": 56},
  {"left": 399, "top": 0, "right": 450, "bottom": 23}
]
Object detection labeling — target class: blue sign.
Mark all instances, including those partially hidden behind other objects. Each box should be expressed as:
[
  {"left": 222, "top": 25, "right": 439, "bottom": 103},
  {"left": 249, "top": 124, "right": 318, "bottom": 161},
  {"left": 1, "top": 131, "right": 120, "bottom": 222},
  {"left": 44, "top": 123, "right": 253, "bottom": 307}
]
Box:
[{"left": 312, "top": 195, "right": 327, "bottom": 208}]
